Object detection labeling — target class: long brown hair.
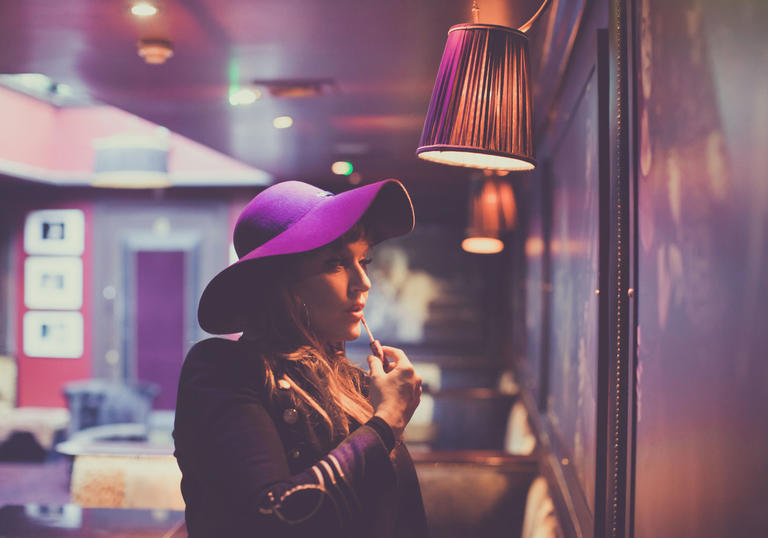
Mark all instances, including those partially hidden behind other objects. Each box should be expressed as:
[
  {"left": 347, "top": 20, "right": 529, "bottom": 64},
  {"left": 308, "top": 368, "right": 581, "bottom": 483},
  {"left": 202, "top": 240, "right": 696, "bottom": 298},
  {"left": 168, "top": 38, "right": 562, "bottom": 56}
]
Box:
[{"left": 240, "top": 222, "right": 374, "bottom": 445}]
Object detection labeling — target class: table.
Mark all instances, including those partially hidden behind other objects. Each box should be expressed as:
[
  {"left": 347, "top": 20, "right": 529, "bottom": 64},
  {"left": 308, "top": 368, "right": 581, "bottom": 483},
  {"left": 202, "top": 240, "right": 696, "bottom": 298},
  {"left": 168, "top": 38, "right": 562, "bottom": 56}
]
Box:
[{"left": 0, "top": 504, "right": 186, "bottom": 537}]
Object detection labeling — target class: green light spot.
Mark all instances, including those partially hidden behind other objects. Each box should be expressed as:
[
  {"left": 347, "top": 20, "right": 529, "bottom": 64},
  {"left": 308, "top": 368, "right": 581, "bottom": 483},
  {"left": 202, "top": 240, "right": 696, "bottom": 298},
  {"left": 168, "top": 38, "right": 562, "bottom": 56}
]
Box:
[{"left": 332, "top": 161, "right": 354, "bottom": 175}]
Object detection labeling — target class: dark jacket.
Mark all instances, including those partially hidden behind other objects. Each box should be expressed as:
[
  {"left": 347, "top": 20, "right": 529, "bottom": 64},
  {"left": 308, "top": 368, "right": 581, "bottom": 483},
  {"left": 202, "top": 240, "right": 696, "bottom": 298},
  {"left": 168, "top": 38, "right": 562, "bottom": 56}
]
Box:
[{"left": 173, "top": 337, "right": 429, "bottom": 537}]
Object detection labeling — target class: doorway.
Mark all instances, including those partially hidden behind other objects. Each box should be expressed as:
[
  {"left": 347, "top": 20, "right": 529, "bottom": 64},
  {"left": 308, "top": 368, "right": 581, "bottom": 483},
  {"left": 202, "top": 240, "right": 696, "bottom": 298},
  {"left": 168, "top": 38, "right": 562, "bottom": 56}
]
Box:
[
  {"left": 90, "top": 201, "right": 228, "bottom": 413},
  {"left": 134, "top": 250, "right": 185, "bottom": 410}
]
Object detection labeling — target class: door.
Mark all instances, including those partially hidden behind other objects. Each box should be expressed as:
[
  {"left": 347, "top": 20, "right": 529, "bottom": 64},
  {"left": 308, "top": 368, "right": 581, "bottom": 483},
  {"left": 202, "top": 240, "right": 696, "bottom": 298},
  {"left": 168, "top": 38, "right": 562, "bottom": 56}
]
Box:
[{"left": 134, "top": 250, "right": 185, "bottom": 410}]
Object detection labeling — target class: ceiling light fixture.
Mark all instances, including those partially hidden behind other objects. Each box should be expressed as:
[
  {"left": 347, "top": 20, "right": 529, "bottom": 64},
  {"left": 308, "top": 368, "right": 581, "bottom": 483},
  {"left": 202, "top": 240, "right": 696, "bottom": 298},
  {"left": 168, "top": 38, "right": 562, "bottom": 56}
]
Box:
[
  {"left": 229, "top": 87, "right": 261, "bottom": 106},
  {"left": 92, "top": 131, "right": 171, "bottom": 189},
  {"left": 417, "top": 0, "right": 551, "bottom": 171},
  {"left": 131, "top": 2, "right": 158, "bottom": 17},
  {"left": 137, "top": 38, "right": 174, "bottom": 65},
  {"left": 273, "top": 116, "right": 294, "bottom": 129},
  {"left": 462, "top": 174, "right": 517, "bottom": 254}
]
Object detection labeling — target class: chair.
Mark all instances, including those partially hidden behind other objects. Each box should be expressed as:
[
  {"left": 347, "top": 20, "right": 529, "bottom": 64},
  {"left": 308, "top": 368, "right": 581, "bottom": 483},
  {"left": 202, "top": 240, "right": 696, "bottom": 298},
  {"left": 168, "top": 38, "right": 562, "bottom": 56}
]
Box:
[{"left": 62, "top": 379, "right": 158, "bottom": 438}]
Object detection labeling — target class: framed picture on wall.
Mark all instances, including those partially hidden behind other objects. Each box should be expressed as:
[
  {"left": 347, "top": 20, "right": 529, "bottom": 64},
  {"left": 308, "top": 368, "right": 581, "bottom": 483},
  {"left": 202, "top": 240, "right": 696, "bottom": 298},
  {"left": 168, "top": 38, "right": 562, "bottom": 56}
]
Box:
[
  {"left": 24, "top": 257, "right": 83, "bottom": 310},
  {"left": 23, "top": 209, "right": 85, "bottom": 256},
  {"left": 23, "top": 311, "right": 84, "bottom": 358}
]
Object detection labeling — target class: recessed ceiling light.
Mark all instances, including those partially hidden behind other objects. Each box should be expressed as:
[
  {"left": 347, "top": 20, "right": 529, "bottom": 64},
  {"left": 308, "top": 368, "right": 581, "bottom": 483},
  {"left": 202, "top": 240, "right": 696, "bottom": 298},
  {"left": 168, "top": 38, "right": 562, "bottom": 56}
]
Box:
[
  {"left": 131, "top": 2, "right": 158, "bottom": 17},
  {"left": 273, "top": 116, "right": 293, "bottom": 129},
  {"left": 228, "top": 88, "right": 261, "bottom": 106},
  {"left": 137, "top": 39, "right": 174, "bottom": 64},
  {"left": 331, "top": 161, "right": 354, "bottom": 175}
]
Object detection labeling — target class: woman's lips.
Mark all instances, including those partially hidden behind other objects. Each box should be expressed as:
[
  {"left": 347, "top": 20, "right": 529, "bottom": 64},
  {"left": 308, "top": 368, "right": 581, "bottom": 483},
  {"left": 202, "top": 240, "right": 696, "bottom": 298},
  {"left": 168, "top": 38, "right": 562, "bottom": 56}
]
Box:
[
  {"left": 346, "top": 305, "right": 364, "bottom": 319},
  {"left": 347, "top": 310, "right": 364, "bottom": 319}
]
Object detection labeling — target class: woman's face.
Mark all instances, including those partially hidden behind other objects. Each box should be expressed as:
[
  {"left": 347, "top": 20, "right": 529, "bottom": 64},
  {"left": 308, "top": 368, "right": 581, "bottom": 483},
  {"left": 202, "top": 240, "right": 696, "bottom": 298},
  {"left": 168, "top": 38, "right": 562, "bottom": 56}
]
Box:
[{"left": 292, "top": 239, "right": 372, "bottom": 344}]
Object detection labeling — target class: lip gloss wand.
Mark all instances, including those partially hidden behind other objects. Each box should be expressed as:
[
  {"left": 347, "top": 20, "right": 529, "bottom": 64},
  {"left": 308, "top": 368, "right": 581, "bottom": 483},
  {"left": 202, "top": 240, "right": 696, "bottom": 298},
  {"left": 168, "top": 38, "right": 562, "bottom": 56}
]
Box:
[{"left": 361, "top": 315, "right": 387, "bottom": 370}]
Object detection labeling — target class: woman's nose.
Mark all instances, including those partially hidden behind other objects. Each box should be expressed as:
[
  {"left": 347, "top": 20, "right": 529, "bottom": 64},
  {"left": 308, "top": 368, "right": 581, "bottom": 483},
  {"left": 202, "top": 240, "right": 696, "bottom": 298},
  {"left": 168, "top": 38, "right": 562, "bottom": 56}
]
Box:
[{"left": 349, "top": 263, "right": 371, "bottom": 293}]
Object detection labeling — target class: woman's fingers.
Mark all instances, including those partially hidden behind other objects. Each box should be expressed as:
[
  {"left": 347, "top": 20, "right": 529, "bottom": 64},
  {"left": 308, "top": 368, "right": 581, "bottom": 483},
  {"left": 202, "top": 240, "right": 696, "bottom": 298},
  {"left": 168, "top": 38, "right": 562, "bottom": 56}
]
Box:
[
  {"left": 380, "top": 346, "right": 412, "bottom": 370},
  {"left": 367, "top": 347, "right": 423, "bottom": 440},
  {"left": 367, "top": 354, "right": 385, "bottom": 376},
  {"left": 415, "top": 375, "right": 423, "bottom": 396}
]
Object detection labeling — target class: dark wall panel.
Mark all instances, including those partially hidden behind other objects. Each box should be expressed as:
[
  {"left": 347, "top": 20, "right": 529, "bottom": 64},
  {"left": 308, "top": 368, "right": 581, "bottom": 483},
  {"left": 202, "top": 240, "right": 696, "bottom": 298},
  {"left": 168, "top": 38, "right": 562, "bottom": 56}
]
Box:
[
  {"left": 522, "top": 168, "right": 545, "bottom": 404},
  {"left": 547, "top": 66, "right": 600, "bottom": 516},
  {"left": 515, "top": 5, "right": 610, "bottom": 531},
  {"left": 634, "top": 0, "right": 768, "bottom": 536}
]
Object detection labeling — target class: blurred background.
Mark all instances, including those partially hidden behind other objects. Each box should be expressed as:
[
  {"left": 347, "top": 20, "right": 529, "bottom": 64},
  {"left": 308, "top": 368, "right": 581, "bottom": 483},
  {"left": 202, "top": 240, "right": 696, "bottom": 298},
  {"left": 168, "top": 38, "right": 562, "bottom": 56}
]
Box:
[{"left": 0, "top": 0, "right": 766, "bottom": 537}]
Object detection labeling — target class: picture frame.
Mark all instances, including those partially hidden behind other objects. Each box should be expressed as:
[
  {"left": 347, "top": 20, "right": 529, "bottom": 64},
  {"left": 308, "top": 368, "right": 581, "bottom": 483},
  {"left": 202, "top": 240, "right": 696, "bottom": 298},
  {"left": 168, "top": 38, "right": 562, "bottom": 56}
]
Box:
[
  {"left": 24, "top": 257, "right": 83, "bottom": 310},
  {"left": 23, "top": 311, "right": 84, "bottom": 359},
  {"left": 23, "top": 209, "right": 85, "bottom": 256}
]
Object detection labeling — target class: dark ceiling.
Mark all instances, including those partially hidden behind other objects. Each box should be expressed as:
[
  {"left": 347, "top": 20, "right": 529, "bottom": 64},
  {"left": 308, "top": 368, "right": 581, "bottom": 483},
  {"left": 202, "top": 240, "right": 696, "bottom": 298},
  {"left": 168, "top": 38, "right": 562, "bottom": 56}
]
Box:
[{"left": 0, "top": 0, "right": 573, "bottom": 222}]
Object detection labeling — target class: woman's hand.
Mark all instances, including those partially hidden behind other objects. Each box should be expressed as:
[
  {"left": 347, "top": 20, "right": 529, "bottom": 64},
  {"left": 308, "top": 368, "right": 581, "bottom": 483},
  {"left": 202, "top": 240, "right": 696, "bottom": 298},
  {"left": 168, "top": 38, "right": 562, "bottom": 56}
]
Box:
[{"left": 367, "top": 346, "right": 423, "bottom": 440}]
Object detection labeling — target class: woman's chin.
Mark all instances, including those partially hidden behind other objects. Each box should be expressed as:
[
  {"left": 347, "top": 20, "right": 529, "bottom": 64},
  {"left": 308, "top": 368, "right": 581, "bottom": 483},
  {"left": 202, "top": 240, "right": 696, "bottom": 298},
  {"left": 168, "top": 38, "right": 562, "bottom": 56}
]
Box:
[{"left": 342, "top": 325, "right": 363, "bottom": 342}]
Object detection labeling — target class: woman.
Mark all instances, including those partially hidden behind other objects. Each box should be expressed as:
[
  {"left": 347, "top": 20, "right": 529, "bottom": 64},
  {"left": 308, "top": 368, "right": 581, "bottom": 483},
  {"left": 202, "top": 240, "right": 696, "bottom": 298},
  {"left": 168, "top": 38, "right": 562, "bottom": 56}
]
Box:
[{"left": 173, "top": 179, "right": 429, "bottom": 537}]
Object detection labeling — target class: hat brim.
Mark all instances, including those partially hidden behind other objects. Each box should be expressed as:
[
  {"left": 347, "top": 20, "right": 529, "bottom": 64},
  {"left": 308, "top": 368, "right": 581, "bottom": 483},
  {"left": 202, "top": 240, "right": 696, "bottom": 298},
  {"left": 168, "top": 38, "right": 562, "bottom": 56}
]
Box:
[{"left": 198, "top": 179, "right": 414, "bottom": 334}]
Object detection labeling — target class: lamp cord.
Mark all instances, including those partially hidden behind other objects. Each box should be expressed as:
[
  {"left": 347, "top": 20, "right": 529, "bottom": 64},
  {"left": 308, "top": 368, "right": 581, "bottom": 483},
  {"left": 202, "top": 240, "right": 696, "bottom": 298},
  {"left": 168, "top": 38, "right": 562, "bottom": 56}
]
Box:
[
  {"left": 518, "top": 0, "right": 552, "bottom": 32},
  {"left": 470, "top": 0, "right": 551, "bottom": 32},
  {"left": 471, "top": 0, "right": 480, "bottom": 23}
]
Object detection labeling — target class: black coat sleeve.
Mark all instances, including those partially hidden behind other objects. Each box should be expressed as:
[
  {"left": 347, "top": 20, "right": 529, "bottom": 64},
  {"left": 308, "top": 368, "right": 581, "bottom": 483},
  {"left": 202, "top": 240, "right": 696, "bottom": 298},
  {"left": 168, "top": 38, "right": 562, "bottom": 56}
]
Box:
[{"left": 173, "top": 338, "right": 396, "bottom": 537}]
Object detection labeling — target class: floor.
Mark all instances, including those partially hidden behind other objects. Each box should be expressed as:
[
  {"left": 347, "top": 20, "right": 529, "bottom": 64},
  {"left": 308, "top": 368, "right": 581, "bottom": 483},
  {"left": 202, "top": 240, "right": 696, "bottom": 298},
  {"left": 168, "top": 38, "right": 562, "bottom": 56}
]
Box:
[
  {"left": 0, "top": 459, "right": 71, "bottom": 506},
  {"left": 0, "top": 410, "right": 176, "bottom": 508}
]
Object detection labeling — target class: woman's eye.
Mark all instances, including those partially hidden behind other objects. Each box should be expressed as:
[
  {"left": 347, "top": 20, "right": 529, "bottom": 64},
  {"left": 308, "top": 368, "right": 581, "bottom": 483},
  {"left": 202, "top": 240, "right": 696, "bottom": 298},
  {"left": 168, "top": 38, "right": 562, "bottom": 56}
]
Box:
[
  {"left": 360, "top": 258, "right": 373, "bottom": 269},
  {"left": 324, "top": 258, "right": 344, "bottom": 270}
]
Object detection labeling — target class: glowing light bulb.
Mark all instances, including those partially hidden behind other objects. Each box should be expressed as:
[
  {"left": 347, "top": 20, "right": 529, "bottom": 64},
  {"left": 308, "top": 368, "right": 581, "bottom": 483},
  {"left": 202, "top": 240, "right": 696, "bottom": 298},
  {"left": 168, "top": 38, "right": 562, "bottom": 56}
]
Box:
[
  {"left": 131, "top": 2, "right": 158, "bottom": 17},
  {"left": 461, "top": 237, "right": 504, "bottom": 254},
  {"left": 273, "top": 116, "right": 294, "bottom": 129},
  {"left": 228, "top": 88, "right": 261, "bottom": 106}
]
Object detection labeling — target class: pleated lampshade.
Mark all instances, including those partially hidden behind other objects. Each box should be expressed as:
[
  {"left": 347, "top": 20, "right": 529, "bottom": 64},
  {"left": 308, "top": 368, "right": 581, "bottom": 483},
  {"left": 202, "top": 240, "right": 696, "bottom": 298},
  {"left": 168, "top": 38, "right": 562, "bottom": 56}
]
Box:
[
  {"left": 462, "top": 177, "right": 517, "bottom": 254},
  {"left": 417, "top": 23, "right": 535, "bottom": 171}
]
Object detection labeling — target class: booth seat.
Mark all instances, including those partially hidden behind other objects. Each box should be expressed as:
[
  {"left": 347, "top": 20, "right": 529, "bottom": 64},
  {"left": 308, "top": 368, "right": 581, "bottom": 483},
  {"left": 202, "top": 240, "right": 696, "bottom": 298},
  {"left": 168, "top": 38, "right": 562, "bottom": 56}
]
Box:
[{"left": 413, "top": 451, "right": 539, "bottom": 538}]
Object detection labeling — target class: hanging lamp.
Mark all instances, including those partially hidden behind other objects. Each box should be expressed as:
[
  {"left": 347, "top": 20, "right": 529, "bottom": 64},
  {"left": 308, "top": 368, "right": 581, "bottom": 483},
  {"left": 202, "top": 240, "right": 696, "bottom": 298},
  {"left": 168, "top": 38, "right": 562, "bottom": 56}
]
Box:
[
  {"left": 417, "top": 0, "right": 551, "bottom": 171},
  {"left": 462, "top": 173, "right": 518, "bottom": 254}
]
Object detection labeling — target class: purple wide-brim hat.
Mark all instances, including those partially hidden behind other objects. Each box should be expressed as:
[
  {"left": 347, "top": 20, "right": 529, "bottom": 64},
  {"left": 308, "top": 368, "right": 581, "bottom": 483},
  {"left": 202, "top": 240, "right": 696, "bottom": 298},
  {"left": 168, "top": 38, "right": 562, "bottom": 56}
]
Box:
[{"left": 198, "top": 179, "right": 414, "bottom": 334}]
